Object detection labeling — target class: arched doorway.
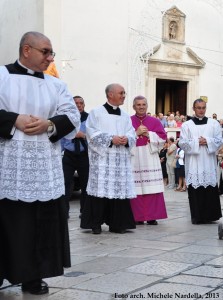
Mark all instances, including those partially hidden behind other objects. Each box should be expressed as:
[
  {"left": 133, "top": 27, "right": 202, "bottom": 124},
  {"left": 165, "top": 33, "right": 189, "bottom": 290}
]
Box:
[{"left": 156, "top": 79, "right": 187, "bottom": 115}]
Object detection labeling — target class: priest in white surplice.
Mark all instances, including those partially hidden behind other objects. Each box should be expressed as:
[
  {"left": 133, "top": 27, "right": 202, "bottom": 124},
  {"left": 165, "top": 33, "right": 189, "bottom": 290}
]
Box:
[
  {"left": 179, "top": 99, "right": 222, "bottom": 224},
  {"left": 80, "top": 84, "right": 136, "bottom": 234},
  {"left": 0, "top": 32, "right": 80, "bottom": 295}
]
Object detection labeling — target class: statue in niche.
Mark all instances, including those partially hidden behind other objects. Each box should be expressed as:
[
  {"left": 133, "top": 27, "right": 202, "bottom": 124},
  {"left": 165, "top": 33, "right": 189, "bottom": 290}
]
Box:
[{"left": 169, "top": 21, "right": 177, "bottom": 40}]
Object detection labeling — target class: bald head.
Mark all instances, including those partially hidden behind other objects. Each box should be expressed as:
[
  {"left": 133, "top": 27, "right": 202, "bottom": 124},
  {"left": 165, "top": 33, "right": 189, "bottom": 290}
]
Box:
[
  {"left": 19, "top": 31, "right": 50, "bottom": 56},
  {"left": 105, "top": 83, "right": 126, "bottom": 106},
  {"left": 18, "top": 31, "right": 54, "bottom": 72},
  {"left": 105, "top": 84, "right": 123, "bottom": 97}
]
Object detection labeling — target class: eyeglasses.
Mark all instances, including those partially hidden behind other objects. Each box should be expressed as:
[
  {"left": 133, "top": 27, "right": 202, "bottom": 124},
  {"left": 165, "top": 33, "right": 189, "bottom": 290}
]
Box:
[
  {"left": 28, "top": 45, "right": 56, "bottom": 58},
  {"left": 194, "top": 107, "right": 206, "bottom": 110},
  {"left": 117, "top": 91, "right": 127, "bottom": 95}
]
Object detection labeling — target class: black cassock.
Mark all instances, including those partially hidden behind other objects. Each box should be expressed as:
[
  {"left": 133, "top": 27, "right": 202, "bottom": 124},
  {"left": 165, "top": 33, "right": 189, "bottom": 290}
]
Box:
[{"left": 0, "top": 62, "right": 78, "bottom": 285}]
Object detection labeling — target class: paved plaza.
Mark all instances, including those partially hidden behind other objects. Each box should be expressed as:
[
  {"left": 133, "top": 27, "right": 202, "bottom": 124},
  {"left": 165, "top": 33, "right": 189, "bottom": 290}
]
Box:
[{"left": 1, "top": 189, "right": 223, "bottom": 300}]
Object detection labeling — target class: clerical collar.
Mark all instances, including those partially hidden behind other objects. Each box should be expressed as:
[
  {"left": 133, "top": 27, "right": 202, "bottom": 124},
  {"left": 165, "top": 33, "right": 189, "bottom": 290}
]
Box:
[
  {"left": 194, "top": 115, "right": 204, "bottom": 121},
  {"left": 17, "top": 60, "right": 35, "bottom": 75},
  {"left": 192, "top": 116, "right": 208, "bottom": 125},
  {"left": 5, "top": 61, "right": 44, "bottom": 79},
  {"left": 106, "top": 101, "right": 118, "bottom": 110},
  {"left": 103, "top": 102, "right": 121, "bottom": 115}
]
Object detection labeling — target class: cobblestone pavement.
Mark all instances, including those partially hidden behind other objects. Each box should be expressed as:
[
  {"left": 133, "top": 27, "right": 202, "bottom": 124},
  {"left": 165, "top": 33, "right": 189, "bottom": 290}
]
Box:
[{"left": 1, "top": 189, "right": 223, "bottom": 300}]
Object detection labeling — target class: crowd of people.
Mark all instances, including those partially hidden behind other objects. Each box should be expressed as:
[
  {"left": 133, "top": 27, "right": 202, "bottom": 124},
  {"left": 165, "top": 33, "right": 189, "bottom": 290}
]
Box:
[
  {"left": 0, "top": 31, "right": 222, "bottom": 296},
  {"left": 159, "top": 137, "right": 186, "bottom": 191},
  {"left": 151, "top": 110, "right": 223, "bottom": 129},
  {"left": 152, "top": 112, "right": 186, "bottom": 129}
]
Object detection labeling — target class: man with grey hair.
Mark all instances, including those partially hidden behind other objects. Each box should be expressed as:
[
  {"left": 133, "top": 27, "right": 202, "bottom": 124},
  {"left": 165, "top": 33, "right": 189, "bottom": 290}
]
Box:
[
  {"left": 81, "top": 83, "right": 136, "bottom": 234},
  {"left": 130, "top": 96, "right": 167, "bottom": 225},
  {"left": 0, "top": 31, "right": 80, "bottom": 294}
]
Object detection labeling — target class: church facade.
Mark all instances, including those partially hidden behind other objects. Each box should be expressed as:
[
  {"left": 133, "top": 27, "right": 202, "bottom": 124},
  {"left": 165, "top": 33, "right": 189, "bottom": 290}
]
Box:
[{"left": 0, "top": 0, "right": 223, "bottom": 117}]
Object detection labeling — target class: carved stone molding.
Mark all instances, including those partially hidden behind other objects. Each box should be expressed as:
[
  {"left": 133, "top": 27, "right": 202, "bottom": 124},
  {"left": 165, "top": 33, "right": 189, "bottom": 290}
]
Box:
[{"left": 162, "top": 6, "right": 186, "bottom": 44}]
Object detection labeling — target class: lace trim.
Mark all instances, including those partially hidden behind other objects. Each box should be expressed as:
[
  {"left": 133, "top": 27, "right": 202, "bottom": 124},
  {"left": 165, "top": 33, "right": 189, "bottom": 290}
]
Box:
[
  {"left": 178, "top": 140, "right": 192, "bottom": 152},
  {"left": 87, "top": 146, "right": 136, "bottom": 199},
  {"left": 186, "top": 172, "right": 218, "bottom": 189},
  {"left": 213, "top": 138, "right": 222, "bottom": 148},
  {"left": 88, "top": 133, "right": 112, "bottom": 155},
  {"left": 89, "top": 133, "right": 135, "bottom": 156},
  {"left": 0, "top": 139, "right": 64, "bottom": 201}
]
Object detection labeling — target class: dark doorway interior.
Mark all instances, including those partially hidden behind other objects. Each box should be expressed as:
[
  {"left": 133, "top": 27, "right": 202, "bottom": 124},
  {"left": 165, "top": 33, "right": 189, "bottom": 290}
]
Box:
[{"left": 156, "top": 79, "right": 187, "bottom": 115}]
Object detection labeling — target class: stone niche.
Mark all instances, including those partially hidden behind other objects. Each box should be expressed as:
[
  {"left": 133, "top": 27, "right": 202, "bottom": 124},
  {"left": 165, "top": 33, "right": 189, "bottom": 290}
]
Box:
[
  {"left": 142, "top": 5, "right": 205, "bottom": 116},
  {"left": 162, "top": 5, "right": 185, "bottom": 44}
]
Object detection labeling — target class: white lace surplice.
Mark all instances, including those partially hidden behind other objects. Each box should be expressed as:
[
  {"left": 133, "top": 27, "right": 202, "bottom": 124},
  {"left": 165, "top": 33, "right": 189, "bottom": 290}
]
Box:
[
  {"left": 179, "top": 119, "right": 222, "bottom": 188},
  {"left": 131, "top": 132, "right": 165, "bottom": 195},
  {"left": 86, "top": 106, "right": 136, "bottom": 199},
  {"left": 0, "top": 67, "right": 80, "bottom": 201}
]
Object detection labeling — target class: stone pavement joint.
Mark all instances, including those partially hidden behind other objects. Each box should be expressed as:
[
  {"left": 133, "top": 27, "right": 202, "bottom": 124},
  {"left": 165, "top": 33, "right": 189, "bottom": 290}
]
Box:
[{"left": 0, "top": 189, "right": 223, "bottom": 299}]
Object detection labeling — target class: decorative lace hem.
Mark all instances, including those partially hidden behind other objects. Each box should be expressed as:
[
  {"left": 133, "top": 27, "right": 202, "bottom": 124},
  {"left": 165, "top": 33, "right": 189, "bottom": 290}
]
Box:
[
  {"left": 186, "top": 173, "right": 218, "bottom": 189},
  {"left": 0, "top": 139, "right": 64, "bottom": 201}
]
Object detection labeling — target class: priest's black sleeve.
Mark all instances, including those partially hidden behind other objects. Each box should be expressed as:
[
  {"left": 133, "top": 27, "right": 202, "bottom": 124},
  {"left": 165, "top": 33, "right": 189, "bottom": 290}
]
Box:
[
  {"left": 0, "top": 109, "right": 19, "bottom": 139},
  {"left": 49, "top": 115, "right": 76, "bottom": 143}
]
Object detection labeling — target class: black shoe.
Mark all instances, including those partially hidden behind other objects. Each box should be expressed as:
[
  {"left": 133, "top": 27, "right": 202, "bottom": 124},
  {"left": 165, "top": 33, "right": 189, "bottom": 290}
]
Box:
[
  {"left": 218, "top": 221, "right": 223, "bottom": 240},
  {"left": 92, "top": 227, "right": 102, "bottom": 234},
  {"left": 109, "top": 228, "right": 126, "bottom": 234},
  {"left": 21, "top": 279, "right": 49, "bottom": 295},
  {"left": 147, "top": 220, "right": 158, "bottom": 225},
  {"left": 192, "top": 219, "right": 210, "bottom": 225},
  {"left": 135, "top": 221, "right": 144, "bottom": 225},
  {"left": 0, "top": 278, "right": 3, "bottom": 287},
  {"left": 191, "top": 218, "right": 200, "bottom": 224}
]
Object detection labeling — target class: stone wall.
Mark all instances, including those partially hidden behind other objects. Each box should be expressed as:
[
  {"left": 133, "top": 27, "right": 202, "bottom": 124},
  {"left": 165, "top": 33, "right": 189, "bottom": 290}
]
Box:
[{"left": 0, "top": 0, "right": 44, "bottom": 65}]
